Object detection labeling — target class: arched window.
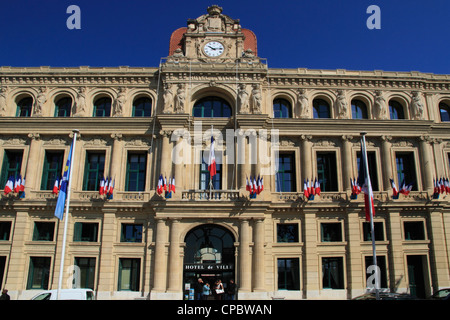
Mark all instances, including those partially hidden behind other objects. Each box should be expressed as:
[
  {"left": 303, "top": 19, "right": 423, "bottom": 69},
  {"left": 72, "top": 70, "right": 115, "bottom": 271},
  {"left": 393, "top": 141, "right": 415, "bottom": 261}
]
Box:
[
  {"left": 54, "top": 97, "right": 72, "bottom": 117},
  {"left": 313, "top": 99, "right": 331, "bottom": 119},
  {"left": 439, "top": 102, "right": 450, "bottom": 122},
  {"left": 132, "top": 97, "right": 152, "bottom": 117},
  {"left": 93, "top": 97, "right": 111, "bottom": 117},
  {"left": 389, "top": 100, "right": 405, "bottom": 120},
  {"left": 193, "top": 96, "right": 231, "bottom": 118},
  {"left": 16, "top": 97, "right": 33, "bottom": 117},
  {"left": 351, "top": 99, "right": 368, "bottom": 119},
  {"left": 273, "top": 98, "right": 292, "bottom": 118}
]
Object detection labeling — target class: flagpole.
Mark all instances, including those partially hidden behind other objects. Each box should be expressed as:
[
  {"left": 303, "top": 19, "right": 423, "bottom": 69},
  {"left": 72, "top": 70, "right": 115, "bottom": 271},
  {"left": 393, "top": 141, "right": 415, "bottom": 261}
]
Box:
[
  {"left": 361, "top": 132, "right": 380, "bottom": 300},
  {"left": 57, "top": 129, "right": 79, "bottom": 300},
  {"left": 210, "top": 125, "right": 213, "bottom": 200}
]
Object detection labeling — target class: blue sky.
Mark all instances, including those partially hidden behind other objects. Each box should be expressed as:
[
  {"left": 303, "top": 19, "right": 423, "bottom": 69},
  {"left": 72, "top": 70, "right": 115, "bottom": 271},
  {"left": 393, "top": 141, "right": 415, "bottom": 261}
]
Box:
[{"left": 0, "top": 0, "right": 449, "bottom": 74}]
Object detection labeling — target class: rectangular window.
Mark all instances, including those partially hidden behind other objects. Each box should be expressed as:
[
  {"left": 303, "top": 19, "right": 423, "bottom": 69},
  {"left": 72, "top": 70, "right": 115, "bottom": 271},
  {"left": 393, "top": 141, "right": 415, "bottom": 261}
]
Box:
[
  {"left": 27, "top": 257, "right": 51, "bottom": 290},
  {"left": 74, "top": 257, "right": 96, "bottom": 290},
  {"left": 356, "top": 151, "right": 379, "bottom": 191},
  {"left": 0, "top": 150, "right": 23, "bottom": 187},
  {"left": 125, "top": 152, "right": 147, "bottom": 192},
  {"left": 277, "top": 258, "right": 300, "bottom": 290},
  {"left": 275, "top": 153, "right": 296, "bottom": 192},
  {"left": 277, "top": 224, "right": 299, "bottom": 243},
  {"left": 396, "top": 152, "right": 417, "bottom": 191},
  {"left": 0, "top": 221, "right": 12, "bottom": 241},
  {"left": 73, "top": 222, "right": 98, "bottom": 242},
  {"left": 322, "top": 257, "right": 344, "bottom": 289},
  {"left": 118, "top": 258, "right": 140, "bottom": 291},
  {"left": 320, "top": 222, "right": 342, "bottom": 242},
  {"left": 363, "top": 222, "right": 384, "bottom": 241},
  {"left": 83, "top": 151, "right": 105, "bottom": 191},
  {"left": 364, "top": 256, "right": 388, "bottom": 289},
  {"left": 121, "top": 224, "right": 143, "bottom": 243},
  {"left": 317, "top": 152, "right": 338, "bottom": 192},
  {"left": 404, "top": 221, "right": 426, "bottom": 240},
  {"left": 200, "top": 151, "right": 222, "bottom": 190},
  {"left": 32, "top": 222, "right": 55, "bottom": 241},
  {"left": 41, "top": 151, "right": 64, "bottom": 190}
]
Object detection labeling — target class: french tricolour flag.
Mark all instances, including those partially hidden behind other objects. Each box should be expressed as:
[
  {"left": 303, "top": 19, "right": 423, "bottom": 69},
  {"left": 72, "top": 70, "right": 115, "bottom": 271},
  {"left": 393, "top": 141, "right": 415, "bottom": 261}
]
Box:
[
  {"left": 4, "top": 176, "right": 14, "bottom": 195},
  {"left": 208, "top": 136, "right": 217, "bottom": 177}
]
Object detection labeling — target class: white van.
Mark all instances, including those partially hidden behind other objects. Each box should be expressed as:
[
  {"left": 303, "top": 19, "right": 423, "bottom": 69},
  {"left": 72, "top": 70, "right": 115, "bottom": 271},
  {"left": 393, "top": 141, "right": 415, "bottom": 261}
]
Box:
[{"left": 31, "top": 289, "right": 95, "bottom": 300}]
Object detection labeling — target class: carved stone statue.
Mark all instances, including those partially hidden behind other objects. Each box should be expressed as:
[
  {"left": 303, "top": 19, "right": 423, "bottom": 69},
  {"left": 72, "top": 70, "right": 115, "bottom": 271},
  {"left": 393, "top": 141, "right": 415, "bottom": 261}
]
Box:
[
  {"left": 114, "top": 87, "right": 127, "bottom": 117},
  {"left": 411, "top": 91, "right": 424, "bottom": 120},
  {"left": 74, "top": 87, "right": 86, "bottom": 117},
  {"left": 238, "top": 84, "right": 250, "bottom": 114},
  {"left": 163, "top": 84, "right": 174, "bottom": 113},
  {"left": 174, "top": 84, "right": 185, "bottom": 113},
  {"left": 336, "top": 89, "right": 348, "bottom": 119},
  {"left": 34, "top": 87, "right": 47, "bottom": 116},
  {"left": 297, "top": 89, "right": 309, "bottom": 118},
  {"left": 251, "top": 84, "right": 262, "bottom": 114},
  {"left": 374, "top": 90, "right": 387, "bottom": 119},
  {"left": 0, "top": 87, "right": 7, "bottom": 116}
]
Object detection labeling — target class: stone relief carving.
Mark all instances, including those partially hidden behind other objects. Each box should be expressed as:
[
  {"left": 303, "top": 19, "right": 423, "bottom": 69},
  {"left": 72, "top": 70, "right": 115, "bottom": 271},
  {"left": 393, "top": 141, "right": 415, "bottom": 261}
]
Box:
[
  {"left": 34, "top": 87, "right": 47, "bottom": 117},
  {"left": 113, "top": 87, "right": 127, "bottom": 117},
  {"left": 251, "top": 84, "right": 262, "bottom": 114},
  {"left": 174, "top": 84, "right": 185, "bottom": 113},
  {"left": 374, "top": 90, "right": 387, "bottom": 119},
  {"left": 238, "top": 84, "right": 250, "bottom": 114},
  {"left": 411, "top": 91, "right": 424, "bottom": 120},
  {"left": 74, "top": 87, "right": 87, "bottom": 117},
  {"left": 336, "top": 89, "right": 348, "bottom": 119},
  {"left": 296, "top": 89, "right": 310, "bottom": 119},
  {"left": 0, "top": 87, "right": 7, "bottom": 116},
  {"left": 163, "top": 83, "right": 174, "bottom": 114}
]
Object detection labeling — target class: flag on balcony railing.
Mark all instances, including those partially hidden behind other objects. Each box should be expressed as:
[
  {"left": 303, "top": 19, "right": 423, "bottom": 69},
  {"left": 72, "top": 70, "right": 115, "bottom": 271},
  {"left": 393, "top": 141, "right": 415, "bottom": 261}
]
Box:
[
  {"left": 157, "top": 174, "right": 163, "bottom": 195},
  {"left": 399, "top": 180, "right": 413, "bottom": 196},
  {"left": 14, "top": 175, "right": 21, "bottom": 193},
  {"left": 208, "top": 135, "right": 216, "bottom": 177},
  {"left": 19, "top": 176, "right": 25, "bottom": 198},
  {"left": 303, "top": 179, "right": 310, "bottom": 199},
  {"left": 4, "top": 176, "right": 14, "bottom": 195},
  {"left": 53, "top": 178, "right": 60, "bottom": 195},
  {"left": 171, "top": 177, "right": 175, "bottom": 193},
  {"left": 314, "top": 178, "right": 321, "bottom": 196},
  {"left": 99, "top": 177, "right": 105, "bottom": 195},
  {"left": 107, "top": 178, "right": 114, "bottom": 199},
  {"left": 390, "top": 178, "right": 399, "bottom": 198}
]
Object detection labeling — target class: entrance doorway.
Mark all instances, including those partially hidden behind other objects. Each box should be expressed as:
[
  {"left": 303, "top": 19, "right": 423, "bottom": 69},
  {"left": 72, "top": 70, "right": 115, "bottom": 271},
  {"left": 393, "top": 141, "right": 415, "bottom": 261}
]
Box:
[
  {"left": 407, "top": 255, "right": 429, "bottom": 299},
  {"left": 183, "top": 224, "right": 235, "bottom": 300}
]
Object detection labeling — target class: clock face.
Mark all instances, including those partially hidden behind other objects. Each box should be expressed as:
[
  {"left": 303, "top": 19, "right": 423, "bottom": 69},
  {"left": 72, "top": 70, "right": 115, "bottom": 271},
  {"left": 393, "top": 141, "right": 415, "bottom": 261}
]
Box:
[{"left": 203, "top": 41, "right": 224, "bottom": 57}]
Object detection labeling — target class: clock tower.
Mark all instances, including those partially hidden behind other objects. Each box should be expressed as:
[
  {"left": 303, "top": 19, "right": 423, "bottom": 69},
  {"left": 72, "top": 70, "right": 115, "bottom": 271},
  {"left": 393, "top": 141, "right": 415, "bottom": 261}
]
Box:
[{"left": 168, "top": 5, "right": 259, "bottom": 63}]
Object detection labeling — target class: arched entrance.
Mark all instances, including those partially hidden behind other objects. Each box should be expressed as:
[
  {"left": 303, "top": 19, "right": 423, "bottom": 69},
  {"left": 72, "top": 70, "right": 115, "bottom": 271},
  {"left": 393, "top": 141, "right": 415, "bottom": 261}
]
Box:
[{"left": 183, "top": 224, "right": 235, "bottom": 299}]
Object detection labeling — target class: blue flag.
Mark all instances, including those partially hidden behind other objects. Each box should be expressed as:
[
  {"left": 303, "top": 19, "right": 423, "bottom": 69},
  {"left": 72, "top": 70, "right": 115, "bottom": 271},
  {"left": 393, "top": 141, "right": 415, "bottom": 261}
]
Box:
[{"left": 55, "top": 142, "right": 73, "bottom": 220}]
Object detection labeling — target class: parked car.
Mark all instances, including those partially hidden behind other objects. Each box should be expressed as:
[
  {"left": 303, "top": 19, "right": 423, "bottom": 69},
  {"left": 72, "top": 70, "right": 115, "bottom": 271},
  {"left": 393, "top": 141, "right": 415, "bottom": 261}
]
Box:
[
  {"left": 31, "top": 289, "right": 95, "bottom": 300},
  {"left": 429, "top": 288, "right": 450, "bottom": 300},
  {"left": 353, "top": 292, "right": 416, "bottom": 300}
]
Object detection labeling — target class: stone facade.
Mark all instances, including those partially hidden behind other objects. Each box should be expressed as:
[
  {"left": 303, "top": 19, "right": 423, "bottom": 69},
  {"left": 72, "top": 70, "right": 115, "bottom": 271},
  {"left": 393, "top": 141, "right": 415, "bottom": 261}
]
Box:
[{"left": 0, "top": 6, "right": 449, "bottom": 300}]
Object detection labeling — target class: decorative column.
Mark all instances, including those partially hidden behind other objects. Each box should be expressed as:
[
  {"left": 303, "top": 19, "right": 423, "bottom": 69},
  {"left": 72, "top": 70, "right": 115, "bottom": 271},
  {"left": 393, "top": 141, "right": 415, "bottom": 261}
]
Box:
[
  {"left": 381, "top": 135, "right": 393, "bottom": 191},
  {"left": 341, "top": 135, "right": 353, "bottom": 192},
  {"left": 428, "top": 210, "right": 450, "bottom": 288},
  {"left": 239, "top": 219, "right": 251, "bottom": 292},
  {"left": 110, "top": 133, "right": 123, "bottom": 191},
  {"left": 25, "top": 133, "right": 41, "bottom": 191},
  {"left": 419, "top": 135, "right": 434, "bottom": 192},
  {"left": 160, "top": 130, "right": 173, "bottom": 178},
  {"left": 303, "top": 210, "right": 320, "bottom": 298},
  {"left": 386, "top": 211, "right": 408, "bottom": 292},
  {"left": 237, "top": 130, "right": 246, "bottom": 189},
  {"left": 152, "top": 218, "right": 168, "bottom": 292},
  {"left": 301, "top": 135, "right": 313, "bottom": 183},
  {"left": 167, "top": 219, "right": 181, "bottom": 292},
  {"left": 252, "top": 218, "right": 265, "bottom": 291}
]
